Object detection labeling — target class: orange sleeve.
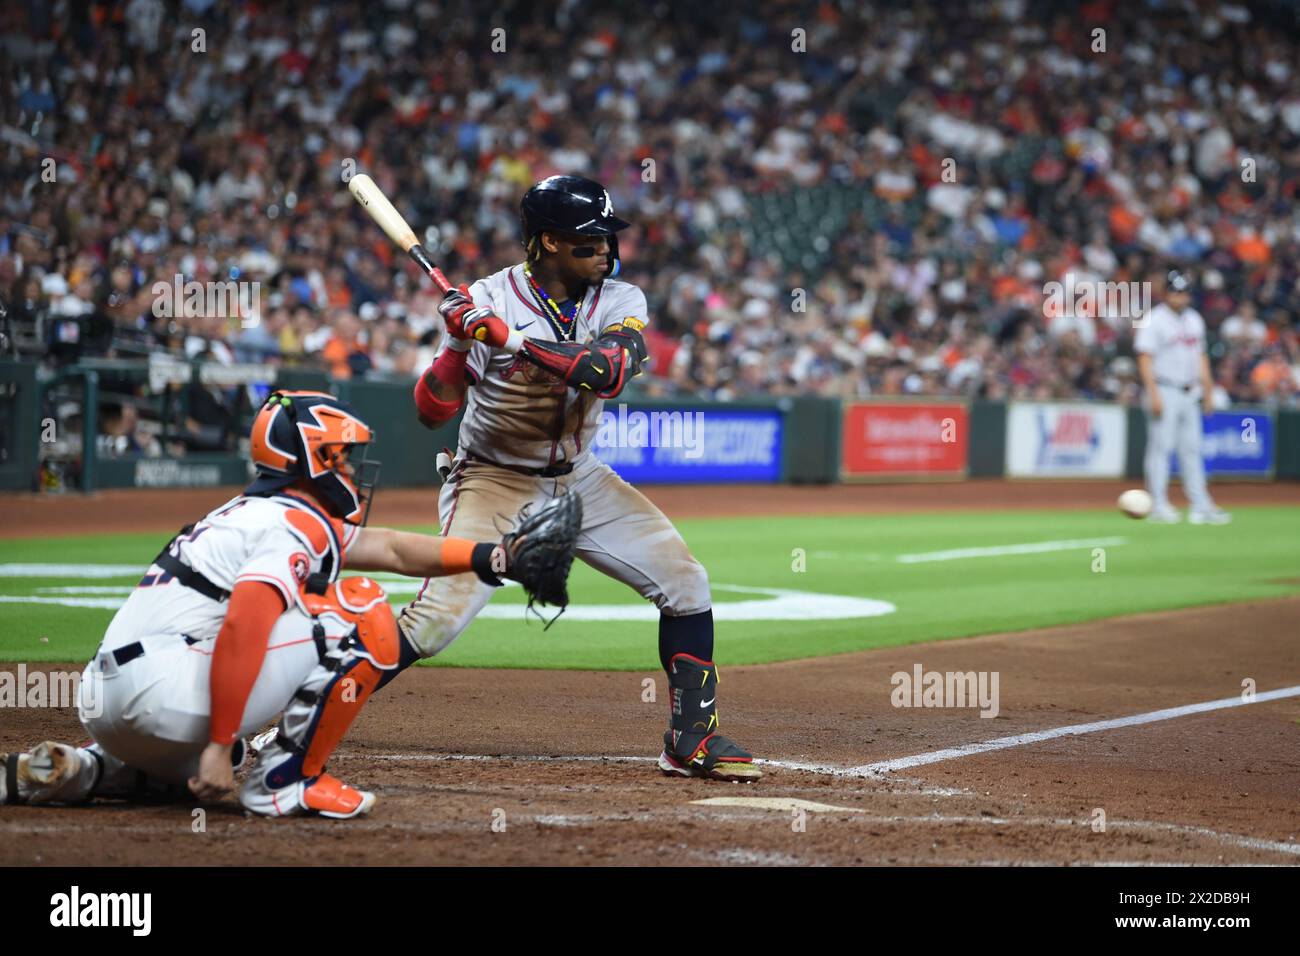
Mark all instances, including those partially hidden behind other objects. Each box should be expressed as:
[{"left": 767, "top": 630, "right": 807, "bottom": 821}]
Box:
[
  {"left": 439, "top": 537, "right": 477, "bottom": 574},
  {"left": 209, "top": 580, "right": 289, "bottom": 745}
]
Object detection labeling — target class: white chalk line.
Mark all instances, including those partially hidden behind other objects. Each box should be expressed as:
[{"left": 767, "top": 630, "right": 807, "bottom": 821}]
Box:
[
  {"left": 0, "top": 568, "right": 899, "bottom": 623},
  {"left": 354, "top": 683, "right": 1300, "bottom": 859},
  {"left": 366, "top": 753, "right": 656, "bottom": 765},
  {"left": 351, "top": 751, "right": 1300, "bottom": 857},
  {"left": 3, "top": 810, "right": 1295, "bottom": 859},
  {"left": 897, "top": 537, "right": 1128, "bottom": 564},
  {"left": 359, "top": 752, "right": 966, "bottom": 797},
  {"left": 704, "top": 847, "right": 807, "bottom": 866},
  {"left": 854, "top": 684, "right": 1300, "bottom": 775},
  {"left": 699, "top": 812, "right": 1300, "bottom": 860},
  {"left": 7, "top": 679, "right": 1297, "bottom": 861}
]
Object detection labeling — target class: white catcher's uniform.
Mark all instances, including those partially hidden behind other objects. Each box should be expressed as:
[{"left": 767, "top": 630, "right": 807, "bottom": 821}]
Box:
[
  {"left": 1134, "top": 302, "right": 1217, "bottom": 514},
  {"left": 398, "top": 264, "right": 710, "bottom": 657},
  {"left": 77, "top": 493, "right": 360, "bottom": 784}
]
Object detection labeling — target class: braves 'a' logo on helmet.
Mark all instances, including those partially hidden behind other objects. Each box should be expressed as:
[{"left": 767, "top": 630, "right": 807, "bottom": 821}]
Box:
[{"left": 247, "top": 391, "right": 381, "bottom": 525}]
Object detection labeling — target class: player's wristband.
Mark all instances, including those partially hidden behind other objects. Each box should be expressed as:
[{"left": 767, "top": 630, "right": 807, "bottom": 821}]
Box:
[
  {"left": 502, "top": 329, "right": 525, "bottom": 354},
  {"left": 471, "top": 542, "right": 505, "bottom": 587}
]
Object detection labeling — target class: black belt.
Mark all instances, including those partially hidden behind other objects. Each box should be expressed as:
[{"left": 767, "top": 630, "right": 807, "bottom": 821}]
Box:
[
  {"left": 154, "top": 551, "right": 230, "bottom": 602},
  {"left": 112, "top": 642, "right": 146, "bottom": 667},
  {"left": 1156, "top": 379, "right": 1196, "bottom": 393},
  {"left": 110, "top": 634, "right": 200, "bottom": 668},
  {"left": 464, "top": 451, "right": 574, "bottom": 478}
]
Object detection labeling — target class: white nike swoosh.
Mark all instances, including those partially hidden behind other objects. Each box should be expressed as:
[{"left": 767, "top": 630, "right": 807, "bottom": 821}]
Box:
[{"left": 700, "top": 697, "right": 715, "bottom": 708}]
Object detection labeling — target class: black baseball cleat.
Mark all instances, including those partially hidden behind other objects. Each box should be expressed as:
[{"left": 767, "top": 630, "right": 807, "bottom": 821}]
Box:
[
  {"left": 658, "top": 732, "right": 762, "bottom": 782},
  {"left": 658, "top": 653, "right": 762, "bottom": 782}
]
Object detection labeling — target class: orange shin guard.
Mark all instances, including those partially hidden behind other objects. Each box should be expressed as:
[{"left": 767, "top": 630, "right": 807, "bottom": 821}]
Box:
[
  {"left": 283, "top": 577, "right": 401, "bottom": 780},
  {"left": 301, "top": 659, "right": 382, "bottom": 778}
]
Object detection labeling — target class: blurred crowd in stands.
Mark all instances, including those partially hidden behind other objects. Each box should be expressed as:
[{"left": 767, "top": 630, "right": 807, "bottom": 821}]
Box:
[{"left": 3, "top": 0, "right": 1299, "bottom": 446}]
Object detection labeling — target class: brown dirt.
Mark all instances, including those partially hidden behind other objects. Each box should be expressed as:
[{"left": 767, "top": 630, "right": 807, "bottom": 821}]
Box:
[
  {"left": 4, "top": 477, "right": 1298, "bottom": 865},
  {"left": 2, "top": 478, "right": 1298, "bottom": 538},
  {"left": 3, "top": 596, "right": 1299, "bottom": 866}
]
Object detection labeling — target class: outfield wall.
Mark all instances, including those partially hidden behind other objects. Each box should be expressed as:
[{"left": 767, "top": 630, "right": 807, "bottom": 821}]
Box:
[{"left": 1, "top": 359, "right": 1296, "bottom": 491}]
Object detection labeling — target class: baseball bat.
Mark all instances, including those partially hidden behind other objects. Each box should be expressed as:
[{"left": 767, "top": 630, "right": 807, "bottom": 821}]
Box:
[{"left": 347, "top": 173, "right": 453, "bottom": 295}]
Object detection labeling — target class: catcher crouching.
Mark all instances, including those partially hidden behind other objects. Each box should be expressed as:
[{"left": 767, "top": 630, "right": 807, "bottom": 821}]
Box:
[{"left": 1, "top": 391, "right": 579, "bottom": 818}]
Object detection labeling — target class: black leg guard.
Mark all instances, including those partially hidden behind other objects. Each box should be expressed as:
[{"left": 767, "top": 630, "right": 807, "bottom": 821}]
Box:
[
  {"left": 374, "top": 626, "right": 422, "bottom": 693},
  {"left": 657, "top": 653, "right": 761, "bottom": 782},
  {"left": 658, "top": 609, "right": 714, "bottom": 672}
]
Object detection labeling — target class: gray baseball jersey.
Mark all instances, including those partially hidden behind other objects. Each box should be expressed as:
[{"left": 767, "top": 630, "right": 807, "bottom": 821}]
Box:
[
  {"left": 1135, "top": 302, "right": 1206, "bottom": 387},
  {"left": 398, "top": 262, "right": 710, "bottom": 660},
  {"left": 445, "top": 264, "right": 649, "bottom": 469},
  {"left": 1135, "top": 300, "right": 1217, "bottom": 515}
]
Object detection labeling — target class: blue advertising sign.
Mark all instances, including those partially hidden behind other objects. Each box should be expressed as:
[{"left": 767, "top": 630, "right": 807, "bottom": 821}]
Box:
[
  {"left": 591, "top": 405, "right": 782, "bottom": 483},
  {"left": 1169, "top": 410, "right": 1273, "bottom": 477}
]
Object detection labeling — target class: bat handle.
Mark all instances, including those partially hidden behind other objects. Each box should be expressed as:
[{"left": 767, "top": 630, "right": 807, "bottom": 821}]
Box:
[{"left": 407, "top": 244, "right": 453, "bottom": 295}]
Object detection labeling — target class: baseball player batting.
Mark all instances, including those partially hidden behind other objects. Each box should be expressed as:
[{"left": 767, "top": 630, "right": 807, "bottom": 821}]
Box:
[
  {"left": 382, "top": 174, "right": 761, "bottom": 781},
  {"left": 1135, "top": 271, "right": 1231, "bottom": 525},
  {"left": 2, "top": 391, "right": 579, "bottom": 816}
]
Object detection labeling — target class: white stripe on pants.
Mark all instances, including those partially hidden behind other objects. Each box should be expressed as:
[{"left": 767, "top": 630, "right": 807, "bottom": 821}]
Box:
[{"left": 1144, "top": 384, "right": 1214, "bottom": 513}]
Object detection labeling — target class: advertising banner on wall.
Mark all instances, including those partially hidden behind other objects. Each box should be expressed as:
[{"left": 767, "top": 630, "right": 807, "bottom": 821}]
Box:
[
  {"left": 1169, "top": 410, "right": 1274, "bottom": 478},
  {"left": 592, "top": 404, "right": 782, "bottom": 483},
  {"left": 1006, "top": 402, "right": 1127, "bottom": 477},
  {"left": 840, "top": 402, "right": 968, "bottom": 478}
]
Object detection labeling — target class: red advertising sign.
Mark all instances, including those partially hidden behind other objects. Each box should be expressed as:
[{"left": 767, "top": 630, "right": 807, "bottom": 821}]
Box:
[{"left": 841, "top": 402, "right": 968, "bottom": 478}]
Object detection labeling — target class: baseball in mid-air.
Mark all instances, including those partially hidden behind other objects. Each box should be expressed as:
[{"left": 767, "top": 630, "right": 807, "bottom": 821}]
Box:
[{"left": 1117, "top": 488, "right": 1153, "bottom": 519}]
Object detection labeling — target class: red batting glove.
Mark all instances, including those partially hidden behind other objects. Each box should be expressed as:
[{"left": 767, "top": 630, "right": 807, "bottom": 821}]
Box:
[
  {"left": 438, "top": 284, "right": 510, "bottom": 347},
  {"left": 437, "top": 284, "right": 476, "bottom": 340},
  {"left": 464, "top": 310, "right": 510, "bottom": 348}
]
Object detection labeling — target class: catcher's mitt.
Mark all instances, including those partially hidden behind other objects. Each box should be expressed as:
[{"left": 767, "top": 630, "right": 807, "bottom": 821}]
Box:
[{"left": 500, "top": 490, "right": 582, "bottom": 627}]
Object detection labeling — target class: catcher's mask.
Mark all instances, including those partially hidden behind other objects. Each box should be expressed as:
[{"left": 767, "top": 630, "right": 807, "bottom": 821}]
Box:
[
  {"left": 520, "top": 174, "right": 629, "bottom": 278},
  {"left": 246, "top": 390, "right": 381, "bottom": 526}
]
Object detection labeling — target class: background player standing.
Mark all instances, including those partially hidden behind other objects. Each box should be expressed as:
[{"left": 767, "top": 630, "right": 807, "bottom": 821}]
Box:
[
  {"left": 1135, "top": 271, "right": 1231, "bottom": 525},
  {"left": 391, "top": 175, "right": 761, "bottom": 781}
]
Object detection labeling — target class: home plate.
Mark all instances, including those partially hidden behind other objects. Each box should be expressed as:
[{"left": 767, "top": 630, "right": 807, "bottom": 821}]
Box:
[{"left": 691, "top": 797, "right": 861, "bottom": 813}]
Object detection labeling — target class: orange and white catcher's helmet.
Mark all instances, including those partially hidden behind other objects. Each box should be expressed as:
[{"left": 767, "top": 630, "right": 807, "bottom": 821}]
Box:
[{"left": 246, "top": 390, "right": 380, "bottom": 525}]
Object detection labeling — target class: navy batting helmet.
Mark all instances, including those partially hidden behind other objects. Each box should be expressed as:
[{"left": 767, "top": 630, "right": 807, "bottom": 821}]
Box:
[{"left": 520, "top": 175, "right": 630, "bottom": 277}]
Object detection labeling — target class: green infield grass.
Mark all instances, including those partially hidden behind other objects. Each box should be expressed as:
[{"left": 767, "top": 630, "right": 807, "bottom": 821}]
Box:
[{"left": 1, "top": 505, "right": 1297, "bottom": 669}]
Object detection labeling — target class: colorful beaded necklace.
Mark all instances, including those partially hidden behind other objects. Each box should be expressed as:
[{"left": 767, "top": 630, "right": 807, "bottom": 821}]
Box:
[{"left": 523, "top": 261, "right": 585, "bottom": 341}]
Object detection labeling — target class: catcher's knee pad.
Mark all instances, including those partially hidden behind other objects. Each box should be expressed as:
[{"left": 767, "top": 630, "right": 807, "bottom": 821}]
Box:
[
  {"left": 297, "top": 576, "right": 401, "bottom": 668},
  {"left": 661, "top": 653, "right": 753, "bottom": 773},
  {"left": 259, "top": 578, "right": 399, "bottom": 788}
]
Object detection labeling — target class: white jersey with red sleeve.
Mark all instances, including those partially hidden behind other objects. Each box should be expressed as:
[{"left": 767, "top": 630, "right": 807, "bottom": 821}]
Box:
[
  {"left": 446, "top": 264, "right": 649, "bottom": 470},
  {"left": 98, "top": 493, "right": 357, "bottom": 654}
]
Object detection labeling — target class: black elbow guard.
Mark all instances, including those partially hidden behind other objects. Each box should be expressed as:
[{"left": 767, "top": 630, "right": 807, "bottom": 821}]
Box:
[
  {"left": 519, "top": 323, "right": 650, "bottom": 399},
  {"left": 596, "top": 324, "right": 649, "bottom": 379},
  {"left": 585, "top": 322, "right": 649, "bottom": 398},
  {"left": 518, "top": 339, "right": 620, "bottom": 395}
]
